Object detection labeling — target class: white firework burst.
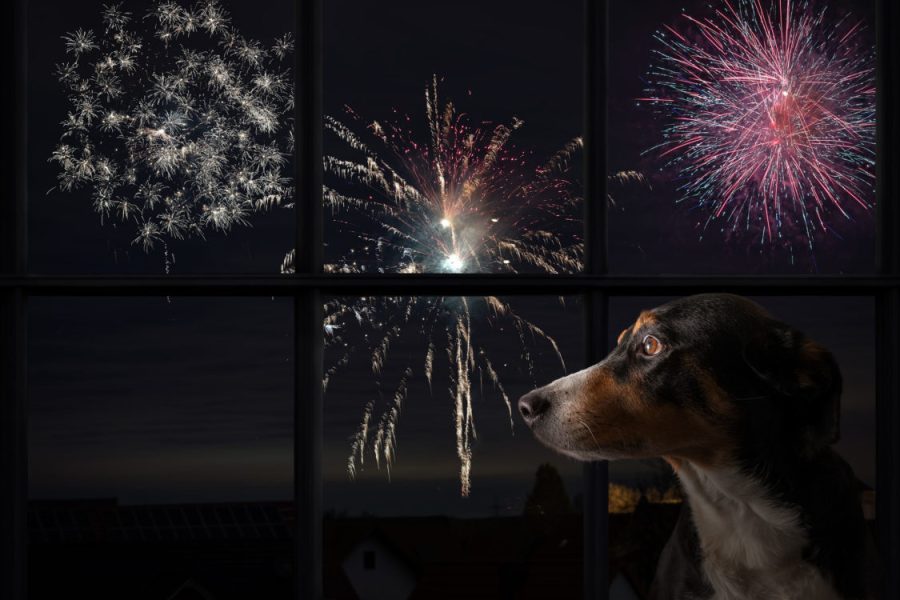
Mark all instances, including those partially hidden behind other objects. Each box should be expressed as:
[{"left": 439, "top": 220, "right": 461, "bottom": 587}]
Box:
[{"left": 50, "top": 0, "right": 294, "bottom": 253}]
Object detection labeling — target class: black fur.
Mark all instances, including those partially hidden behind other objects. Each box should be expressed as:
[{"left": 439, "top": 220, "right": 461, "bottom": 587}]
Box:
[
  {"left": 626, "top": 295, "right": 872, "bottom": 599},
  {"left": 521, "top": 293, "right": 876, "bottom": 598}
]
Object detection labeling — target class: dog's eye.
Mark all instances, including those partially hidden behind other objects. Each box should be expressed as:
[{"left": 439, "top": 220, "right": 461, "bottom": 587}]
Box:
[{"left": 641, "top": 335, "right": 663, "bottom": 356}]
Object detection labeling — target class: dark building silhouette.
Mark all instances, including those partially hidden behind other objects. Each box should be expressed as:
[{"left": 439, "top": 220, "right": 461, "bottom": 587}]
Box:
[
  {"left": 28, "top": 495, "right": 704, "bottom": 600},
  {"left": 28, "top": 499, "right": 295, "bottom": 600}
]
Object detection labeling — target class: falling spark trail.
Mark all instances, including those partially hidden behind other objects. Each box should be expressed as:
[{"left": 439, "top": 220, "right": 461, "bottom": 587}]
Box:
[{"left": 324, "top": 78, "right": 583, "bottom": 495}]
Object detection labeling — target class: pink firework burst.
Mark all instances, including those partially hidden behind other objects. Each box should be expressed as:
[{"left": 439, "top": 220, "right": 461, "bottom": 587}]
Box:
[{"left": 641, "top": 0, "right": 875, "bottom": 252}]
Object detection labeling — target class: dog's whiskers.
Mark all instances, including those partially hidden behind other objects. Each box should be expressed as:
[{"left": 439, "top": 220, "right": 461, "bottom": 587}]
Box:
[{"left": 578, "top": 417, "right": 600, "bottom": 447}]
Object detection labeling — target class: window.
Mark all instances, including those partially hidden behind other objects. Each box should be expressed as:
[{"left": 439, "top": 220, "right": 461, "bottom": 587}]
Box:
[
  {"left": 28, "top": 297, "right": 294, "bottom": 599},
  {"left": 2, "top": 3, "right": 898, "bottom": 600}
]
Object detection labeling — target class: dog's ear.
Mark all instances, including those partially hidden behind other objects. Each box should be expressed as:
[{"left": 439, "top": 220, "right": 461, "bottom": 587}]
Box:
[{"left": 743, "top": 323, "right": 842, "bottom": 448}]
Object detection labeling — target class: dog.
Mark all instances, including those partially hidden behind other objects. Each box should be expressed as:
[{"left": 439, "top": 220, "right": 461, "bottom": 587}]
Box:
[{"left": 518, "top": 294, "right": 874, "bottom": 599}]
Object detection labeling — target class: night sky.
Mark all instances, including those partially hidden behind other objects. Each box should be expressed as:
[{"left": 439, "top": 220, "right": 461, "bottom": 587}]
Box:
[{"left": 26, "top": 0, "right": 877, "bottom": 520}]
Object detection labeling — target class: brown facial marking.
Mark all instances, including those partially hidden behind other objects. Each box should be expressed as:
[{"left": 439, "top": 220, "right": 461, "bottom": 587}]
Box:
[
  {"left": 617, "top": 328, "right": 629, "bottom": 345},
  {"left": 569, "top": 360, "right": 735, "bottom": 468},
  {"left": 583, "top": 367, "right": 641, "bottom": 410},
  {"left": 676, "top": 367, "right": 736, "bottom": 467},
  {"left": 566, "top": 367, "right": 644, "bottom": 453},
  {"left": 693, "top": 364, "right": 736, "bottom": 420},
  {"left": 628, "top": 402, "right": 734, "bottom": 468},
  {"left": 796, "top": 339, "right": 830, "bottom": 387}
]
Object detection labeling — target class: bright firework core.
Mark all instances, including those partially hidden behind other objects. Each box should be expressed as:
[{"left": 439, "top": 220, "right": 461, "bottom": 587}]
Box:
[
  {"left": 324, "top": 76, "right": 583, "bottom": 277},
  {"left": 643, "top": 0, "right": 875, "bottom": 251},
  {"left": 442, "top": 253, "right": 465, "bottom": 272}
]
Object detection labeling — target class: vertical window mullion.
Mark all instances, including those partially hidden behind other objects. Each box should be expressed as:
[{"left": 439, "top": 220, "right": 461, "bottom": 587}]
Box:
[
  {"left": 295, "top": 290, "right": 323, "bottom": 599},
  {"left": 583, "top": 294, "right": 609, "bottom": 600},
  {"left": 585, "top": 0, "right": 608, "bottom": 278},
  {"left": 2, "top": 1, "right": 28, "bottom": 599},
  {"left": 1, "top": 290, "right": 26, "bottom": 600},
  {"left": 295, "top": 0, "right": 324, "bottom": 273},
  {"left": 876, "top": 289, "right": 900, "bottom": 600},
  {"left": 4, "top": 0, "right": 26, "bottom": 276},
  {"left": 875, "top": 1, "right": 899, "bottom": 598},
  {"left": 584, "top": 1, "right": 609, "bottom": 599},
  {"left": 875, "top": 0, "right": 896, "bottom": 276},
  {"left": 295, "top": 0, "right": 324, "bottom": 599}
]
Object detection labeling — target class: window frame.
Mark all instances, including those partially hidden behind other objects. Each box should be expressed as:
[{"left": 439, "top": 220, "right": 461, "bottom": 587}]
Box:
[{"left": 1, "top": 1, "right": 898, "bottom": 600}]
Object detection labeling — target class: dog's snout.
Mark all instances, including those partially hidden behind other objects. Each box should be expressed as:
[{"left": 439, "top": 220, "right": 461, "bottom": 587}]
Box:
[{"left": 518, "top": 389, "right": 551, "bottom": 425}]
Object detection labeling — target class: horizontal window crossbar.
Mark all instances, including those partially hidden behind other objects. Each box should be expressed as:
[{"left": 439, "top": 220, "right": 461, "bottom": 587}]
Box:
[{"left": 1, "top": 274, "right": 897, "bottom": 296}]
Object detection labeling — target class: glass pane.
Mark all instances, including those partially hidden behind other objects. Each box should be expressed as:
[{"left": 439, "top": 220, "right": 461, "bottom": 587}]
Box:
[
  {"left": 606, "top": 295, "right": 876, "bottom": 597},
  {"left": 607, "top": 0, "right": 876, "bottom": 273},
  {"left": 28, "top": 297, "right": 294, "bottom": 599},
  {"left": 323, "top": 295, "right": 585, "bottom": 598},
  {"left": 29, "top": 0, "right": 295, "bottom": 274},
  {"left": 323, "top": 0, "right": 584, "bottom": 275}
]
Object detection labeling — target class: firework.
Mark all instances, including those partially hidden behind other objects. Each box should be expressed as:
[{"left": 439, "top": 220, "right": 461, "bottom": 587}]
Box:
[
  {"left": 326, "top": 295, "right": 570, "bottom": 497},
  {"left": 50, "top": 1, "right": 295, "bottom": 254},
  {"left": 323, "top": 77, "right": 583, "bottom": 275},
  {"left": 49, "top": 2, "right": 602, "bottom": 497},
  {"left": 641, "top": 0, "right": 875, "bottom": 252},
  {"left": 320, "top": 78, "right": 584, "bottom": 495}
]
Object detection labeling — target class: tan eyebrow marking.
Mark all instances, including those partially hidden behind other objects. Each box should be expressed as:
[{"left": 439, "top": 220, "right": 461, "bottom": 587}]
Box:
[
  {"left": 634, "top": 310, "right": 656, "bottom": 329},
  {"left": 617, "top": 311, "right": 656, "bottom": 346},
  {"left": 630, "top": 311, "right": 657, "bottom": 337}
]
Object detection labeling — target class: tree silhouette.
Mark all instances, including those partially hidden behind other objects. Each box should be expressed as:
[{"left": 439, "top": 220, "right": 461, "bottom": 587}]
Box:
[{"left": 523, "top": 463, "right": 572, "bottom": 516}]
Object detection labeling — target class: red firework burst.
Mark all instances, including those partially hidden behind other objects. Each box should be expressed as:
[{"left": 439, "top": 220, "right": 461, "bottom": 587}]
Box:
[{"left": 641, "top": 0, "right": 876, "bottom": 252}]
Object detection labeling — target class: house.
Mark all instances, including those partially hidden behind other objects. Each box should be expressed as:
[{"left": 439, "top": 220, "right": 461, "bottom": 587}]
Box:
[
  {"left": 609, "top": 572, "right": 642, "bottom": 600},
  {"left": 341, "top": 531, "right": 418, "bottom": 600}
]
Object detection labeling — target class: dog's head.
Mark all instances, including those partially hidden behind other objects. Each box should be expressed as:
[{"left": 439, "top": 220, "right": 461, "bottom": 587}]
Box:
[{"left": 519, "top": 294, "right": 842, "bottom": 467}]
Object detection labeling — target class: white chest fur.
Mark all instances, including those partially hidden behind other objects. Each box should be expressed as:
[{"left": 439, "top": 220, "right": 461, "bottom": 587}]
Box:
[{"left": 676, "top": 462, "right": 840, "bottom": 600}]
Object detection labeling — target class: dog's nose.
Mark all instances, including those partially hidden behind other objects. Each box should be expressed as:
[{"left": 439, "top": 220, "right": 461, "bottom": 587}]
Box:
[{"left": 518, "top": 389, "right": 551, "bottom": 425}]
